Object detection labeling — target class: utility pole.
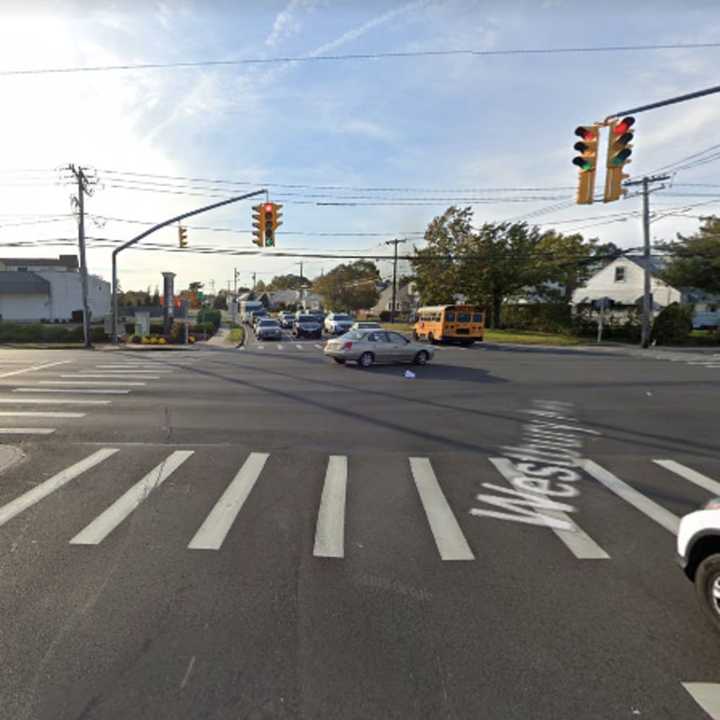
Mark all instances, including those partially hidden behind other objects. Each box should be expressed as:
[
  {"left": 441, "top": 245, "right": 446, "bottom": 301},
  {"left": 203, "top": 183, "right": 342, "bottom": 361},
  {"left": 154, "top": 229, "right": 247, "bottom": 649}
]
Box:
[
  {"left": 623, "top": 174, "right": 670, "bottom": 348},
  {"left": 233, "top": 267, "right": 239, "bottom": 296},
  {"left": 385, "top": 238, "right": 407, "bottom": 324},
  {"left": 68, "top": 164, "right": 93, "bottom": 348},
  {"left": 252, "top": 272, "right": 257, "bottom": 291}
]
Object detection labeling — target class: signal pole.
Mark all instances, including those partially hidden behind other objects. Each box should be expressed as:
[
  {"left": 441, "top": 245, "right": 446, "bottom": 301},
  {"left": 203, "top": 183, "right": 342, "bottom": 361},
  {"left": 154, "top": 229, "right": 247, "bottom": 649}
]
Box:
[
  {"left": 385, "top": 238, "right": 407, "bottom": 324},
  {"left": 67, "top": 165, "right": 93, "bottom": 348},
  {"left": 623, "top": 174, "right": 670, "bottom": 348}
]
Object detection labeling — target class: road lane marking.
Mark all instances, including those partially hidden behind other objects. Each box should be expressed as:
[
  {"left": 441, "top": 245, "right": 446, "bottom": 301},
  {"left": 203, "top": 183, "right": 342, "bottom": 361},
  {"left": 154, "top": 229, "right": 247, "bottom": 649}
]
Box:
[
  {"left": 13, "top": 388, "right": 130, "bottom": 394},
  {"left": 683, "top": 683, "right": 720, "bottom": 719},
  {"left": 188, "top": 452, "right": 269, "bottom": 550},
  {"left": 580, "top": 459, "right": 679, "bottom": 534},
  {"left": 313, "top": 455, "right": 348, "bottom": 558},
  {"left": 0, "top": 398, "right": 110, "bottom": 405},
  {"left": 410, "top": 457, "right": 475, "bottom": 561},
  {"left": 256, "top": 345, "right": 264, "bottom": 350},
  {"left": 70, "top": 450, "right": 194, "bottom": 545},
  {"left": 654, "top": 460, "right": 720, "bottom": 496},
  {"left": 61, "top": 374, "right": 161, "bottom": 379},
  {"left": 0, "top": 428, "right": 56, "bottom": 434},
  {"left": 0, "top": 360, "right": 70, "bottom": 379},
  {"left": 0, "top": 448, "right": 118, "bottom": 527},
  {"left": 314, "top": 344, "right": 322, "bottom": 349},
  {"left": 36, "top": 380, "right": 147, "bottom": 386},
  {"left": 296, "top": 344, "right": 303, "bottom": 350},
  {"left": 489, "top": 458, "right": 609, "bottom": 559},
  {"left": 277, "top": 344, "right": 284, "bottom": 350},
  {"left": 0, "top": 411, "right": 85, "bottom": 418}
]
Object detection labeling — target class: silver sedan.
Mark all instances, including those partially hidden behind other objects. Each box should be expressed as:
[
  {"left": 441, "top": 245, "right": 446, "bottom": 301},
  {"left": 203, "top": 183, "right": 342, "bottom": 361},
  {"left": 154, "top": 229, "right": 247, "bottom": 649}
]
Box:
[{"left": 324, "top": 329, "right": 435, "bottom": 368}]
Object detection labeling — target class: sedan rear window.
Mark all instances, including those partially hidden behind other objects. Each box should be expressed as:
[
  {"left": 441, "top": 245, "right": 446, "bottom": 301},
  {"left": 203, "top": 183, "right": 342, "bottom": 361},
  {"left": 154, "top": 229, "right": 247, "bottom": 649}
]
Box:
[
  {"left": 259, "top": 320, "right": 279, "bottom": 326},
  {"left": 298, "top": 316, "right": 315, "bottom": 322}
]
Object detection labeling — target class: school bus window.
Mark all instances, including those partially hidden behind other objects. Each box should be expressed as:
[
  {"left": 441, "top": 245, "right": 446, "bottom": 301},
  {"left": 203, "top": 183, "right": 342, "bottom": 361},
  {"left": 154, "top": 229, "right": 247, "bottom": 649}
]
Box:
[
  {"left": 457, "top": 312, "right": 470, "bottom": 322},
  {"left": 473, "top": 313, "right": 483, "bottom": 322},
  {"left": 446, "top": 311, "right": 455, "bottom": 321}
]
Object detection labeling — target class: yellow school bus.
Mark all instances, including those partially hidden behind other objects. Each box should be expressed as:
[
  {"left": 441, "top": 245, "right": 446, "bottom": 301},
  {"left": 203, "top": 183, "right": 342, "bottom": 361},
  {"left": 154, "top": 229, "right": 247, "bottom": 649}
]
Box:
[{"left": 413, "top": 305, "right": 485, "bottom": 345}]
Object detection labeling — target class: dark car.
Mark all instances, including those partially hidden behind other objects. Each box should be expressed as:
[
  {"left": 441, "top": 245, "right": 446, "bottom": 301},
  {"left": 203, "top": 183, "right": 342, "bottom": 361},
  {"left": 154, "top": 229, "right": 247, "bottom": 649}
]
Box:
[{"left": 293, "top": 314, "right": 322, "bottom": 339}]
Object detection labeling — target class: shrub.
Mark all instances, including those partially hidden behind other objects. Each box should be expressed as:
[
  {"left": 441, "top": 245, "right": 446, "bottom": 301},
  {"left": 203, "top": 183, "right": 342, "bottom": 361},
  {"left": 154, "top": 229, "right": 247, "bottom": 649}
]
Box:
[
  {"left": 196, "top": 308, "right": 221, "bottom": 331},
  {"left": 501, "top": 303, "right": 572, "bottom": 333},
  {"left": 651, "top": 303, "right": 694, "bottom": 345}
]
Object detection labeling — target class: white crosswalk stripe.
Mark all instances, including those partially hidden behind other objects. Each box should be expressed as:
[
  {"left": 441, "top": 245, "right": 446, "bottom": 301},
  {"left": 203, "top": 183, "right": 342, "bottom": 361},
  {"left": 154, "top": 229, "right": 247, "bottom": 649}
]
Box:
[
  {"left": 70, "top": 450, "right": 194, "bottom": 545},
  {"left": 0, "top": 411, "right": 85, "bottom": 418},
  {"left": 62, "top": 374, "right": 161, "bottom": 380},
  {"left": 0, "top": 360, "right": 71, "bottom": 379},
  {"left": 0, "top": 448, "right": 118, "bottom": 527},
  {"left": 581, "top": 459, "right": 680, "bottom": 534},
  {"left": 0, "top": 428, "right": 56, "bottom": 434},
  {"left": 653, "top": 459, "right": 720, "bottom": 495},
  {"left": 490, "top": 458, "right": 609, "bottom": 559},
  {"left": 36, "top": 380, "right": 147, "bottom": 386},
  {"left": 410, "top": 457, "right": 475, "bottom": 561},
  {"left": 188, "top": 452, "right": 268, "bottom": 551},
  {"left": 13, "top": 388, "right": 130, "bottom": 394},
  {"left": 2, "top": 448, "right": 720, "bottom": 559},
  {"left": 314, "top": 455, "right": 348, "bottom": 558},
  {"left": 0, "top": 398, "right": 111, "bottom": 405}
]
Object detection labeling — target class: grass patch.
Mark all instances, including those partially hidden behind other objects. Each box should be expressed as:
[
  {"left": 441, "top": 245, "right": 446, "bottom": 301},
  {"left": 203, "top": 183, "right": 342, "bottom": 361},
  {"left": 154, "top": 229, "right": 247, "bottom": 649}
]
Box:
[
  {"left": 381, "top": 323, "right": 583, "bottom": 346},
  {"left": 485, "top": 329, "right": 583, "bottom": 346},
  {"left": 228, "top": 327, "right": 245, "bottom": 344}
]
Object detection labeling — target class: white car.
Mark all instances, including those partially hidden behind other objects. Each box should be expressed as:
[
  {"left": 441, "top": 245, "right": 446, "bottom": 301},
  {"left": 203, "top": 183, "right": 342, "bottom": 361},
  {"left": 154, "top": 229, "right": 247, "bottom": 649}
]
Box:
[
  {"left": 351, "top": 321, "right": 382, "bottom": 331},
  {"left": 324, "top": 313, "right": 354, "bottom": 335},
  {"left": 677, "top": 499, "right": 720, "bottom": 631}
]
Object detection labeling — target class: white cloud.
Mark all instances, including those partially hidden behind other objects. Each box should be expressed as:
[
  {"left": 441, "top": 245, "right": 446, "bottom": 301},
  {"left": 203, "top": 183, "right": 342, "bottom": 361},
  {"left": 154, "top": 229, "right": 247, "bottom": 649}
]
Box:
[
  {"left": 266, "top": 0, "right": 317, "bottom": 47},
  {"left": 338, "top": 119, "right": 394, "bottom": 141}
]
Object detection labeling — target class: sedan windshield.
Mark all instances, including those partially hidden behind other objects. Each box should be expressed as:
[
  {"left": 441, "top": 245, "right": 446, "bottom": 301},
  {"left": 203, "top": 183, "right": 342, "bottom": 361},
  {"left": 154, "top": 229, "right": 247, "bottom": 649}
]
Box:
[
  {"left": 298, "top": 316, "right": 316, "bottom": 323},
  {"left": 259, "top": 320, "right": 279, "bottom": 327},
  {"left": 334, "top": 314, "right": 351, "bottom": 321}
]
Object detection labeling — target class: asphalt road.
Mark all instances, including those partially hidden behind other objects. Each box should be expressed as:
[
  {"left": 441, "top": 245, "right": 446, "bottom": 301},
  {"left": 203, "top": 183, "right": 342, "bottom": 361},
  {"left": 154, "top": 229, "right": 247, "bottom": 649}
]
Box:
[{"left": 0, "top": 334, "right": 719, "bottom": 719}]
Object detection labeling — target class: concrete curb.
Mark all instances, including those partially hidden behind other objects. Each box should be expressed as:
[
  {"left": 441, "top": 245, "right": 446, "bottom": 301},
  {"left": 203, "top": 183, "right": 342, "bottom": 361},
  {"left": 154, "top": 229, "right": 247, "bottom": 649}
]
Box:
[{"left": 0, "top": 445, "right": 25, "bottom": 476}]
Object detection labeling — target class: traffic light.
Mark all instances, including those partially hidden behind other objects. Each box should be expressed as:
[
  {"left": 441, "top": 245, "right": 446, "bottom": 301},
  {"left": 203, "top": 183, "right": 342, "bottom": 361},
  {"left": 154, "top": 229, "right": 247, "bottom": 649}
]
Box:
[
  {"left": 604, "top": 116, "right": 635, "bottom": 203},
  {"left": 573, "top": 125, "right": 599, "bottom": 205},
  {"left": 178, "top": 225, "right": 188, "bottom": 248},
  {"left": 252, "top": 204, "right": 265, "bottom": 247}
]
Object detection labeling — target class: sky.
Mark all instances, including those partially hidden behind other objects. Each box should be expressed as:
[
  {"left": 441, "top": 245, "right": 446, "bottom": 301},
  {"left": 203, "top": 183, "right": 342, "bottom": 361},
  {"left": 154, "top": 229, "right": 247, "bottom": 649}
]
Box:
[{"left": 1, "top": 0, "right": 719, "bottom": 296}]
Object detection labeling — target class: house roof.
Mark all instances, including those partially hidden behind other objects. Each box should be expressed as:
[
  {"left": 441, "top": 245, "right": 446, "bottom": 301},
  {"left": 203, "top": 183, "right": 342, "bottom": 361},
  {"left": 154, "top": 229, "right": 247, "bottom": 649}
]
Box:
[
  {"left": 0, "top": 270, "right": 50, "bottom": 294},
  {"left": 625, "top": 255, "right": 666, "bottom": 275},
  {"left": 0, "top": 254, "right": 78, "bottom": 270}
]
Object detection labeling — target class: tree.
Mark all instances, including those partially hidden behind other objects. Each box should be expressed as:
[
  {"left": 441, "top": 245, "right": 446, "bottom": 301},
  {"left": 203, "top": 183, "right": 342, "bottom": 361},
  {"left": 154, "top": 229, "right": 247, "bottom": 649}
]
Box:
[
  {"left": 189, "top": 281, "right": 204, "bottom": 293},
  {"left": 213, "top": 291, "right": 228, "bottom": 310},
  {"left": 255, "top": 279, "right": 267, "bottom": 292},
  {"left": 267, "top": 273, "right": 308, "bottom": 291},
  {"left": 411, "top": 207, "right": 550, "bottom": 328},
  {"left": 658, "top": 217, "right": 720, "bottom": 294},
  {"left": 312, "top": 261, "right": 380, "bottom": 311},
  {"left": 151, "top": 286, "right": 160, "bottom": 306}
]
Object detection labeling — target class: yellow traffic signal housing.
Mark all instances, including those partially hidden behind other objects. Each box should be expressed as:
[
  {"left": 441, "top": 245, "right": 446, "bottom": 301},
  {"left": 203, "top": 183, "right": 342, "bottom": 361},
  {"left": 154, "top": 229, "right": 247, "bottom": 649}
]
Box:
[
  {"left": 262, "top": 202, "right": 283, "bottom": 247},
  {"left": 604, "top": 116, "right": 635, "bottom": 203},
  {"left": 252, "top": 204, "right": 266, "bottom": 247},
  {"left": 573, "top": 125, "right": 599, "bottom": 205},
  {"left": 178, "top": 225, "right": 188, "bottom": 248}
]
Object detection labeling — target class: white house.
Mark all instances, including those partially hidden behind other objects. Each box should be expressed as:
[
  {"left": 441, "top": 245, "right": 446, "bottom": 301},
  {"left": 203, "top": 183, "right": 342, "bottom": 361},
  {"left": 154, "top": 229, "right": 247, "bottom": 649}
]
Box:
[
  {"left": 572, "top": 255, "right": 720, "bottom": 328},
  {"left": 0, "top": 255, "right": 111, "bottom": 322}
]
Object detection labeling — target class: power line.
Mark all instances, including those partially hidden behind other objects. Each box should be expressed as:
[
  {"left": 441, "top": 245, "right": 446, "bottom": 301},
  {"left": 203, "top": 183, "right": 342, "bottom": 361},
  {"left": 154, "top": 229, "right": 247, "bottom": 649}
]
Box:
[
  {"left": 3, "top": 42, "right": 719, "bottom": 77},
  {"left": 97, "top": 167, "right": 576, "bottom": 194}
]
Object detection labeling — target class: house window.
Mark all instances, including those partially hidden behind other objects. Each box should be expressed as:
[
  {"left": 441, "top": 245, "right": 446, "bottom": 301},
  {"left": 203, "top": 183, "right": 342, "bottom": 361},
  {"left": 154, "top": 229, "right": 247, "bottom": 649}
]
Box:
[{"left": 614, "top": 266, "right": 626, "bottom": 282}]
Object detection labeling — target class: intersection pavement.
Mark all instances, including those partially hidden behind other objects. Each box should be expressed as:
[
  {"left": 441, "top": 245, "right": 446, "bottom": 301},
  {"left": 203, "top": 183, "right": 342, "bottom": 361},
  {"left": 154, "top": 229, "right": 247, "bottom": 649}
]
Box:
[{"left": 0, "top": 341, "right": 719, "bottom": 719}]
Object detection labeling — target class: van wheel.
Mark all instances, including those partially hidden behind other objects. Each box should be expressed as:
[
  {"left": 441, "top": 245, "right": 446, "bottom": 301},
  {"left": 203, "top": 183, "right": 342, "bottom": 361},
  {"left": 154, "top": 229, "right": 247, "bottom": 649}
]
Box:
[
  {"left": 358, "top": 352, "right": 374, "bottom": 368},
  {"left": 414, "top": 350, "right": 429, "bottom": 366}
]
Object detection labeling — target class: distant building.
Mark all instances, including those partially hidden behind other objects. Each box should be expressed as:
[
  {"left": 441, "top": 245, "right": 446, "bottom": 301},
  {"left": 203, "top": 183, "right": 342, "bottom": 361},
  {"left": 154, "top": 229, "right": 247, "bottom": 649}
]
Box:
[
  {"left": 0, "top": 255, "right": 111, "bottom": 322},
  {"left": 572, "top": 255, "right": 720, "bottom": 328},
  {"left": 369, "top": 281, "right": 420, "bottom": 317}
]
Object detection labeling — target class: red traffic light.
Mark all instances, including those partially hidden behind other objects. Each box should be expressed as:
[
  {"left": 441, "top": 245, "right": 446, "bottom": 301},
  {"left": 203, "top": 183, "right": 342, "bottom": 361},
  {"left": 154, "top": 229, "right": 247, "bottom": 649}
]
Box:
[
  {"left": 574, "top": 126, "right": 596, "bottom": 141},
  {"left": 613, "top": 116, "right": 635, "bottom": 135},
  {"left": 264, "top": 203, "right": 273, "bottom": 212}
]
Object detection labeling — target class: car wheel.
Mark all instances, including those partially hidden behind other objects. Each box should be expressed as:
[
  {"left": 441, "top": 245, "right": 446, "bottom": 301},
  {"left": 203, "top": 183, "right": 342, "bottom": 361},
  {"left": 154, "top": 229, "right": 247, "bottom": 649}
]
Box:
[
  {"left": 333, "top": 358, "right": 346, "bottom": 364},
  {"left": 358, "top": 352, "right": 374, "bottom": 368},
  {"left": 414, "top": 350, "right": 430, "bottom": 366},
  {"left": 695, "top": 553, "right": 720, "bottom": 632}
]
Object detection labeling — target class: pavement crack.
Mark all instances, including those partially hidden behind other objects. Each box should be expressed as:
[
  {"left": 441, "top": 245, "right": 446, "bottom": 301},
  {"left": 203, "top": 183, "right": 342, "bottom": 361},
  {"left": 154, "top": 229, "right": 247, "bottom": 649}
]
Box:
[{"left": 163, "top": 405, "right": 173, "bottom": 441}]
